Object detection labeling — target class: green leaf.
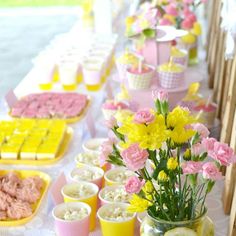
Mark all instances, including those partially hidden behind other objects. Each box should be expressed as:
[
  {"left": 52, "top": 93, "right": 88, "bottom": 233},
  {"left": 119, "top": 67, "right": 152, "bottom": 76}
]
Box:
[
  {"left": 143, "top": 29, "right": 156, "bottom": 38},
  {"left": 155, "top": 99, "right": 162, "bottom": 114},
  {"left": 191, "top": 132, "right": 200, "bottom": 146},
  {"left": 199, "top": 152, "right": 208, "bottom": 161},
  {"left": 152, "top": 159, "right": 167, "bottom": 180}
]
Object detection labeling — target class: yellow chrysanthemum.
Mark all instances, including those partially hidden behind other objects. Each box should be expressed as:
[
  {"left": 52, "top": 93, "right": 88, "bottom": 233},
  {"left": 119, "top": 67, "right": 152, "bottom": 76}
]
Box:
[
  {"left": 117, "top": 114, "right": 169, "bottom": 150},
  {"left": 167, "top": 157, "right": 178, "bottom": 170},
  {"left": 167, "top": 106, "right": 196, "bottom": 129},
  {"left": 170, "top": 126, "right": 196, "bottom": 144},
  {"left": 181, "top": 32, "right": 196, "bottom": 44},
  {"left": 115, "top": 110, "right": 133, "bottom": 124},
  {"left": 143, "top": 181, "right": 154, "bottom": 194},
  {"left": 183, "top": 148, "right": 191, "bottom": 160},
  {"left": 191, "top": 22, "right": 202, "bottom": 36},
  {"left": 158, "top": 170, "right": 168, "bottom": 182},
  {"left": 128, "top": 194, "right": 149, "bottom": 213}
]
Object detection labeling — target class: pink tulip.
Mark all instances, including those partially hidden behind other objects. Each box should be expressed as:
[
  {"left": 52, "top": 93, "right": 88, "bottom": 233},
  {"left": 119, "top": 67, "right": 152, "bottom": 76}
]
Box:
[{"left": 165, "top": 5, "right": 178, "bottom": 17}]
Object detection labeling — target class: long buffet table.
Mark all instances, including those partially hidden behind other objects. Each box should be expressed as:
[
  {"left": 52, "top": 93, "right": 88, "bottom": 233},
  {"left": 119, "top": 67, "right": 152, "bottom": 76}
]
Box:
[{"left": 0, "top": 1, "right": 230, "bottom": 235}]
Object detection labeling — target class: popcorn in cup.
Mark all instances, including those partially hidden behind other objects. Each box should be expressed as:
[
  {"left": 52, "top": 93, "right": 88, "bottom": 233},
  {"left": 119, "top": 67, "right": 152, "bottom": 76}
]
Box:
[
  {"left": 75, "top": 152, "right": 107, "bottom": 172},
  {"left": 97, "top": 203, "right": 136, "bottom": 236},
  {"left": 99, "top": 185, "right": 131, "bottom": 206},
  {"left": 82, "top": 138, "right": 107, "bottom": 156},
  {"left": 158, "top": 61, "right": 185, "bottom": 89},
  {"left": 52, "top": 202, "right": 91, "bottom": 236},
  {"left": 70, "top": 165, "right": 104, "bottom": 189},
  {"left": 61, "top": 182, "right": 99, "bottom": 231},
  {"left": 58, "top": 61, "right": 79, "bottom": 91},
  {"left": 104, "top": 167, "right": 135, "bottom": 186}
]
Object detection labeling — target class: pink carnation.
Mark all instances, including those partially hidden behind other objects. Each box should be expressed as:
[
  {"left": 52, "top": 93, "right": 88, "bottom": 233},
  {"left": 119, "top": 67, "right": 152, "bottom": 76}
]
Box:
[
  {"left": 152, "top": 90, "right": 168, "bottom": 102},
  {"left": 202, "top": 162, "right": 222, "bottom": 180},
  {"left": 165, "top": 5, "right": 178, "bottom": 17},
  {"left": 191, "top": 123, "right": 210, "bottom": 139},
  {"left": 121, "top": 143, "right": 149, "bottom": 171},
  {"left": 125, "top": 176, "right": 144, "bottom": 194},
  {"left": 99, "top": 138, "right": 116, "bottom": 166},
  {"left": 181, "top": 18, "right": 194, "bottom": 30},
  {"left": 159, "top": 18, "right": 172, "bottom": 26},
  {"left": 209, "top": 142, "right": 236, "bottom": 166},
  {"left": 105, "top": 116, "right": 117, "bottom": 129},
  {"left": 202, "top": 137, "right": 217, "bottom": 152},
  {"left": 182, "top": 161, "right": 203, "bottom": 174},
  {"left": 134, "top": 108, "right": 154, "bottom": 124},
  {"left": 192, "top": 143, "right": 204, "bottom": 156}
]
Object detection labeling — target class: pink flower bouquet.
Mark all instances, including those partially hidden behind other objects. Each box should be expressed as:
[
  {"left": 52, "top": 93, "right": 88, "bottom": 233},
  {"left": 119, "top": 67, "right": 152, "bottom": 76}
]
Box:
[{"left": 99, "top": 89, "right": 236, "bottom": 227}]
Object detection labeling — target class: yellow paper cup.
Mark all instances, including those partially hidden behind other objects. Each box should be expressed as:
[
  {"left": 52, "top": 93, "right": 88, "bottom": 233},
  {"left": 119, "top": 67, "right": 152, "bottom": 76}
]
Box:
[
  {"left": 98, "top": 185, "right": 131, "bottom": 206},
  {"left": 61, "top": 182, "right": 98, "bottom": 231},
  {"left": 104, "top": 167, "right": 135, "bottom": 186},
  {"left": 97, "top": 203, "right": 136, "bottom": 236}
]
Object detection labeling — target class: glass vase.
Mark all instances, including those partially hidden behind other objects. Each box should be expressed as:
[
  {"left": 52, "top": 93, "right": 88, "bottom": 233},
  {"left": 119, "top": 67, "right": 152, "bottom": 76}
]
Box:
[{"left": 140, "top": 209, "right": 214, "bottom": 236}]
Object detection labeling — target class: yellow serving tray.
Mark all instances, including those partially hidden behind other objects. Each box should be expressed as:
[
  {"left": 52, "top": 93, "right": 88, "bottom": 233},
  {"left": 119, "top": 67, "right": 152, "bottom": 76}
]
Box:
[
  {"left": 0, "top": 127, "right": 73, "bottom": 166},
  {"left": 9, "top": 97, "right": 91, "bottom": 124},
  {"left": 0, "top": 169, "right": 51, "bottom": 226}
]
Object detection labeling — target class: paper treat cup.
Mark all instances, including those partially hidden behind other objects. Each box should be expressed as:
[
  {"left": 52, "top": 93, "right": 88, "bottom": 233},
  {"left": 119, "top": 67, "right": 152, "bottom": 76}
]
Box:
[
  {"left": 158, "top": 64, "right": 185, "bottom": 89},
  {"left": 104, "top": 167, "right": 134, "bottom": 186},
  {"left": 52, "top": 202, "right": 91, "bottom": 236},
  {"left": 61, "top": 182, "right": 99, "bottom": 231},
  {"left": 98, "top": 185, "right": 130, "bottom": 206},
  {"left": 97, "top": 203, "right": 136, "bottom": 236},
  {"left": 127, "top": 65, "right": 155, "bottom": 90},
  {"left": 82, "top": 138, "right": 107, "bottom": 156},
  {"left": 74, "top": 153, "right": 107, "bottom": 172},
  {"left": 70, "top": 165, "right": 104, "bottom": 190}
]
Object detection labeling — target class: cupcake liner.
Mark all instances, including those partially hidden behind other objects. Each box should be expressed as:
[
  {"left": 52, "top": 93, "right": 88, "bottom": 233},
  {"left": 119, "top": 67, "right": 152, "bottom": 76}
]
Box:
[
  {"left": 127, "top": 66, "right": 155, "bottom": 90},
  {"left": 158, "top": 65, "right": 185, "bottom": 89}
]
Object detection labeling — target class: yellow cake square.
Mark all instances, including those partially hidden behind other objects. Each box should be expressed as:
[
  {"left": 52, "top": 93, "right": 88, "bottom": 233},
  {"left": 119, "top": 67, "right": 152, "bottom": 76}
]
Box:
[{"left": 1, "top": 144, "right": 21, "bottom": 159}]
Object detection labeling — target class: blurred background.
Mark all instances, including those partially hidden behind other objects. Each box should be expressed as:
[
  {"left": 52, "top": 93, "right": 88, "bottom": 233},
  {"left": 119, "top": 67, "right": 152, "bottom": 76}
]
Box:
[{"left": 0, "top": 0, "right": 111, "bottom": 98}]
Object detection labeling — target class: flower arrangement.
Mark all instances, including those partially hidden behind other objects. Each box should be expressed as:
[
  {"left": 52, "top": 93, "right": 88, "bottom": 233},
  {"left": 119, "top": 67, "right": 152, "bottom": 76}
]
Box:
[
  {"left": 100, "top": 90, "right": 236, "bottom": 223},
  {"left": 125, "top": 4, "right": 159, "bottom": 39}
]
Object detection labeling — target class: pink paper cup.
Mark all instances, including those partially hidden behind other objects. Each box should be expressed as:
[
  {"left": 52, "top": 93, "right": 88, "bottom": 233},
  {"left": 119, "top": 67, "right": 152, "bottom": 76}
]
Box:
[
  {"left": 52, "top": 202, "right": 91, "bottom": 236},
  {"left": 70, "top": 165, "right": 104, "bottom": 189}
]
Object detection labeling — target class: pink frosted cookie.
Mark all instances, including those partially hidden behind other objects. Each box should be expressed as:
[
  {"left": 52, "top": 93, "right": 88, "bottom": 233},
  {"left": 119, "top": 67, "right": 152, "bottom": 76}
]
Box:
[
  {"left": 7, "top": 200, "right": 32, "bottom": 220},
  {"left": 11, "top": 92, "right": 88, "bottom": 119},
  {"left": 0, "top": 211, "right": 7, "bottom": 220},
  {"left": 16, "top": 186, "right": 41, "bottom": 204}
]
